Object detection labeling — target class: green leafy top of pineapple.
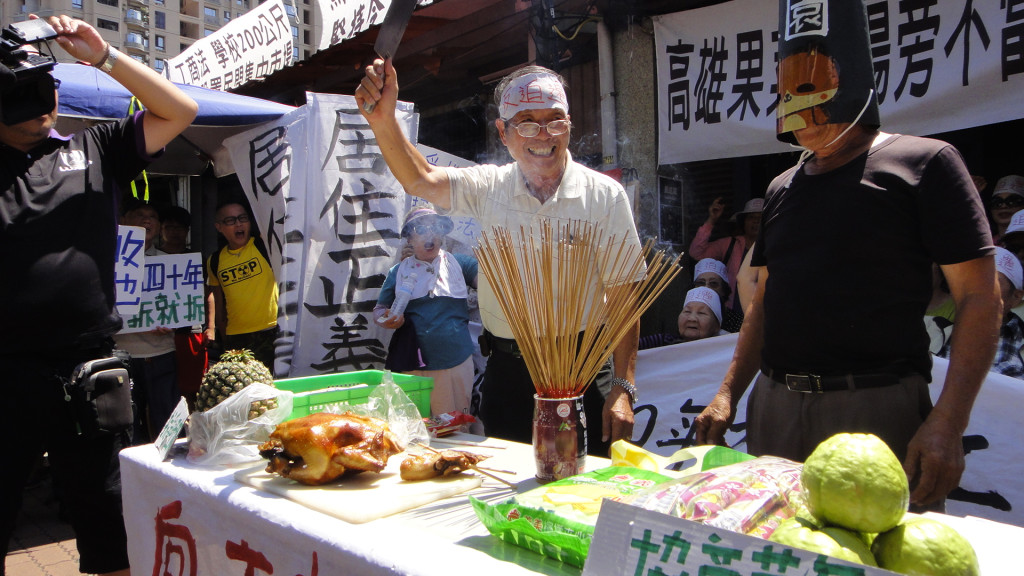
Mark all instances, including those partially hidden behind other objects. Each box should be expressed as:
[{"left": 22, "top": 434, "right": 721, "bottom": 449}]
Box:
[{"left": 196, "top": 348, "right": 276, "bottom": 412}]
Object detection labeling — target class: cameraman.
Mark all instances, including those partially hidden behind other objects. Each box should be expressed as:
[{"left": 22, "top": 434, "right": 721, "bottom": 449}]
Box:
[{"left": 0, "top": 15, "right": 197, "bottom": 576}]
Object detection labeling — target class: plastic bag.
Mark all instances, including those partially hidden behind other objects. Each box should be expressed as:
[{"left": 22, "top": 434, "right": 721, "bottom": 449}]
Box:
[
  {"left": 186, "top": 383, "right": 294, "bottom": 467},
  {"left": 621, "top": 455, "right": 803, "bottom": 539},
  {"left": 321, "top": 370, "right": 428, "bottom": 449},
  {"left": 471, "top": 466, "right": 674, "bottom": 567}
]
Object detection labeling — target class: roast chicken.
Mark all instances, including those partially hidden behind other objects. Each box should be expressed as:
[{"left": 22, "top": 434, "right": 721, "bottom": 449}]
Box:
[{"left": 258, "top": 412, "right": 402, "bottom": 485}]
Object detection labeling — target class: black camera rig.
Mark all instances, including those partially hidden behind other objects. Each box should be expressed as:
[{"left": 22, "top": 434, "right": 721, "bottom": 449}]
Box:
[{"left": 0, "top": 19, "right": 59, "bottom": 125}]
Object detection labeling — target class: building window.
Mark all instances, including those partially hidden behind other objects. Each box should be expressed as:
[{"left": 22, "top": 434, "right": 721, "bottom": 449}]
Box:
[
  {"left": 96, "top": 18, "right": 119, "bottom": 32},
  {"left": 292, "top": 45, "right": 299, "bottom": 61},
  {"left": 303, "top": 30, "right": 309, "bottom": 44},
  {"left": 303, "top": 10, "right": 310, "bottom": 24},
  {"left": 97, "top": 0, "right": 118, "bottom": 6},
  {"left": 71, "top": 0, "right": 83, "bottom": 8},
  {"left": 155, "top": 11, "right": 165, "bottom": 30},
  {"left": 205, "top": 28, "right": 216, "bottom": 37},
  {"left": 154, "top": 59, "right": 165, "bottom": 73},
  {"left": 126, "top": 32, "right": 147, "bottom": 49},
  {"left": 204, "top": 6, "right": 217, "bottom": 25},
  {"left": 291, "top": 25, "right": 298, "bottom": 41},
  {"left": 224, "top": 11, "right": 231, "bottom": 21},
  {"left": 156, "top": 35, "right": 165, "bottom": 51}
]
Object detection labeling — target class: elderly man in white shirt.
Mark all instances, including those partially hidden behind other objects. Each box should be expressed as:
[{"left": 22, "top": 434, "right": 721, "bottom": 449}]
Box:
[{"left": 356, "top": 59, "right": 642, "bottom": 455}]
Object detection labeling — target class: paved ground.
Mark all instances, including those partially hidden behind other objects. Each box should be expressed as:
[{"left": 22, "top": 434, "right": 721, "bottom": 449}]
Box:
[{"left": 6, "top": 472, "right": 81, "bottom": 576}]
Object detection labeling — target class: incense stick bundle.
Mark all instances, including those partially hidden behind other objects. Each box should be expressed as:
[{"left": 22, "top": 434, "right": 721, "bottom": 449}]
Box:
[{"left": 474, "top": 220, "right": 681, "bottom": 398}]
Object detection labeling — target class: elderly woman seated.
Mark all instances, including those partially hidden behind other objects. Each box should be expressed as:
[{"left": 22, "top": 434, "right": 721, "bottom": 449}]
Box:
[
  {"left": 639, "top": 287, "right": 726, "bottom": 350},
  {"left": 692, "top": 258, "right": 743, "bottom": 332}
]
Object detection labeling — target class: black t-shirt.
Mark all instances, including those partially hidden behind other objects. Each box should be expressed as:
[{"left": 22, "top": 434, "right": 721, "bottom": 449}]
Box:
[
  {"left": 752, "top": 134, "right": 993, "bottom": 378},
  {"left": 0, "top": 114, "right": 153, "bottom": 357}
]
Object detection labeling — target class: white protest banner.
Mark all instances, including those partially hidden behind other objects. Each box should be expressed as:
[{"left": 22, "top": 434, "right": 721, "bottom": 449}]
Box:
[
  {"left": 633, "top": 333, "right": 1024, "bottom": 527},
  {"left": 414, "top": 144, "right": 480, "bottom": 249},
  {"left": 115, "top": 225, "right": 147, "bottom": 317},
  {"left": 655, "top": 0, "right": 1024, "bottom": 164},
  {"left": 167, "top": 0, "right": 293, "bottom": 91},
  {"left": 225, "top": 93, "right": 419, "bottom": 377},
  {"left": 118, "top": 253, "right": 205, "bottom": 334},
  {"left": 316, "top": 0, "right": 432, "bottom": 52}
]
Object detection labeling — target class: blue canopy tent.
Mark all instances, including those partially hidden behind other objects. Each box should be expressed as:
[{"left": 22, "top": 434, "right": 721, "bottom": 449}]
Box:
[{"left": 53, "top": 62, "right": 295, "bottom": 176}]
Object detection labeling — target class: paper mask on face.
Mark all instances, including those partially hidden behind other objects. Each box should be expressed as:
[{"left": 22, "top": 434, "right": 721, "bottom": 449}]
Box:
[{"left": 776, "top": 0, "right": 880, "bottom": 144}]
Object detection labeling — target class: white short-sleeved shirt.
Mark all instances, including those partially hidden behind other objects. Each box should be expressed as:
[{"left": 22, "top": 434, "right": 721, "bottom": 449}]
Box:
[{"left": 445, "top": 154, "right": 644, "bottom": 338}]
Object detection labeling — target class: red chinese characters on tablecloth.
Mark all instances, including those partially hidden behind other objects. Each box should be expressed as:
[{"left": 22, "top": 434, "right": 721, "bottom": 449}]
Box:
[{"left": 151, "top": 500, "right": 319, "bottom": 576}]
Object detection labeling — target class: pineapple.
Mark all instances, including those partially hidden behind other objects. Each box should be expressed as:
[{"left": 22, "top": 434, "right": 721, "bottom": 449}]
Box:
[{"left": 196, "top": 349, "right": 277, "bottom": 418}]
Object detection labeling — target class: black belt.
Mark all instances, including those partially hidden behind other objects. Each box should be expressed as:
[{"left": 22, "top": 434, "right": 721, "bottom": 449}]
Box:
[
  {"left": 488, "top": 334, "right": 521, "bottom": 357},
  {"left": 760, "top": 362, "right": 905, "bottom": 393}
]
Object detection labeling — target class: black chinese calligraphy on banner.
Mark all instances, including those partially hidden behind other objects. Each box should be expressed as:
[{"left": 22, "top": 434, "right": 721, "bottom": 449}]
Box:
[{"left": 655, "top": 0, "right": 1024, "bottom": 164}]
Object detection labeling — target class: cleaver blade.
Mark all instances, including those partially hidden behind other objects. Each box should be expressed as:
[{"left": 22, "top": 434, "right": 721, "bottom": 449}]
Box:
[{"left": 364, "top": 0, "right": 418, "bottom": 113}]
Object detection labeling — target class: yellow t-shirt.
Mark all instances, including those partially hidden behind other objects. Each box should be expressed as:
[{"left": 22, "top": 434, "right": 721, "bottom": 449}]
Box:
[{"left": 207, "top": 237, "right": 278, "bottom": 335}]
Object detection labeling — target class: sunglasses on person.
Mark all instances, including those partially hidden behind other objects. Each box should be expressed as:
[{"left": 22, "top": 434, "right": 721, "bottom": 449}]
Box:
[
  {"left": 409, "top": 218, "right": 453, "bottom": 236},
  {"left": 992, "top": 195, "right": 1024, "bottom": 210},
  {"left": 693, "top": 277, "right": 724, "bottom": 290},
  {"left": 505, "top": 119, "right": 571, "bottom": 138},
  {"left": 219, "top": 214, "right": 250, "bottom": 226}
]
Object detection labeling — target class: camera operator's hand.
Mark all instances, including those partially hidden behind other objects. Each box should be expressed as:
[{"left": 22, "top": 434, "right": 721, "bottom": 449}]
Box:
[{"left": 34, "top": 14, "right": 107, "bottom": 66}]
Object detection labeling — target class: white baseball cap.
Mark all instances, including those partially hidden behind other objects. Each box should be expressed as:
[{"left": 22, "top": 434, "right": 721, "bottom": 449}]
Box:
[
  {"left": 995, "top": 247, "right": 1023, "bottom": 290},
  {"left": 994, "top": 175, "right": 1024, "bottom": 199}
]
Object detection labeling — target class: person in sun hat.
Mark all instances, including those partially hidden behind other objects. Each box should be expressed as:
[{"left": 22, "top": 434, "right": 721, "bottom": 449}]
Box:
[
  {"left": 938, "top": 247, "right": 1024, "bottom": 380},
  {"left": 375, "top": 206, "right": 478, "bottom": 417},
  {"left": 691, "top": 257, "right": 744, "bottom": 332},
  {"left": 688, "top": 197, "right": 763, "bottom": 311},
  {"left": 987, "top": 174, "right": 1024, "bottom": 244},
  {"left": 695, "top": 0, "right": 998, "bottom": 512},
  {"left": 356, "top": 60, "right": 643, "bottom": 456}
]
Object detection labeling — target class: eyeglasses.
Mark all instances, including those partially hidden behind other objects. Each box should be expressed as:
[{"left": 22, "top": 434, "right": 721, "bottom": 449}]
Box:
[
  {"left": 219, "top": 214, "right": 250, "bottom": 226},
  {"left": 992, "top": 195, "right": 1024, "bottom": 210},
  {"left": 506, "top": 119, "right": 571, "bottom": 138},
  {"left": 693, "top": 278, "right": 724, "bottom": 290}
]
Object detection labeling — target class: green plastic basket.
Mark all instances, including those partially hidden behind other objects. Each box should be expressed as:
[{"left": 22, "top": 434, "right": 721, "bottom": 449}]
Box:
[{"left": 274, "top": 370, "right": 434, "bottom": 420}]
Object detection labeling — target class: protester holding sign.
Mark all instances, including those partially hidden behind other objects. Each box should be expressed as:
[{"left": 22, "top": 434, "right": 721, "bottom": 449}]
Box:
[
  {"left": 0, "top": 14, "right": 197, "bottom": 576},
  {"left": 356, "top": 60, "right": 642, "bottom": 455},
  {"left": 694, "top": 1, "right": 1000, "bottom": 511},
  {"left": 114, "top": 200, "right": 179, "bottom": 445}
]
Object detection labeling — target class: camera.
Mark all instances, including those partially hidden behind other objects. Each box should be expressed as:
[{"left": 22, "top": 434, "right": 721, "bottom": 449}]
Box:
[{"left": 0, "top": 19, "right": 59, "bottom": 126}]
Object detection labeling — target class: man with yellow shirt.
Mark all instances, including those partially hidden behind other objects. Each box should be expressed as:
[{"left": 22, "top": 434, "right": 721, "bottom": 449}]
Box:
[{"left": 207, "top": 200, "right": 279, "bottom": 371}]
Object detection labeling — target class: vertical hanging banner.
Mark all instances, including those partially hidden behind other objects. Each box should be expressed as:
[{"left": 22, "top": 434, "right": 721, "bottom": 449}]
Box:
[
  {"left": 655, "top": 0, "right": 1024, "bottom": 164},
  {"left": 167, "top": 0, "right": 293, "bottom": 91},
  {"left": 225, "top": 94, "right": 418, "bottom": 378},
  {"left": 315, "top": 0, "right": 432, "bottom": 52}
]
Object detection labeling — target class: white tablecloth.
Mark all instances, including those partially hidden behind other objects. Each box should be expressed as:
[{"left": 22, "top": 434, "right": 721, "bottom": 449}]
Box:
[{"left": 121, "top": 434, "right": 605, "bottom": 575}]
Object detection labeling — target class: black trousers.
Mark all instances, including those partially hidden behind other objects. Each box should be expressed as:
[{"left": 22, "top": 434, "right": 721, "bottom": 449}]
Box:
[{"left": 1, "top": 351, "right": 131, "bottom": 575}]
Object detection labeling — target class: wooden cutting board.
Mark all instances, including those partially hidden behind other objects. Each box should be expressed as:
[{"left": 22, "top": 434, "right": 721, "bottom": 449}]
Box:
[{"left": 234, "top": 455, "right": 483, "bottom": 524}]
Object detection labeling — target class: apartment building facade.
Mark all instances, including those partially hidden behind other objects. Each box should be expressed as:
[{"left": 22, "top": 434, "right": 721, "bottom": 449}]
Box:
[{"left": 0, "top": 0, "right": 319, "bottom": 77}]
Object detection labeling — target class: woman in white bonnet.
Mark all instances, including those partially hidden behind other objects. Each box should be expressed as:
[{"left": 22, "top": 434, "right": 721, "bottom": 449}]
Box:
[{"left": 639, "top": 287, "right": 725, "bottom": 349}]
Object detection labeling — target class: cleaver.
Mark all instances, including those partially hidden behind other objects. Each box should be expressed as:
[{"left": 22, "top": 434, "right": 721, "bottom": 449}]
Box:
[{"left": 363, "top": 0, "right": 419, "bottom": 113}]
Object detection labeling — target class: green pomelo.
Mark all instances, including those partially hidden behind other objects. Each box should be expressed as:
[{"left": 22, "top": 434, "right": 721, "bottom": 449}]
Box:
[
  {"left": 769, "top": 517, "right": 878, "bottom": 567},
  {"left": 872, "top": 516, "right": 979, "bottom": 576},
  {"left": 801, "top": 432, "right": 909, "bottom": 533}
]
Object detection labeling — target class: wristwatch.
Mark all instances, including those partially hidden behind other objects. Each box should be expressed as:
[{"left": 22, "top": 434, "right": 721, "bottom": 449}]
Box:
[
  {"left": 96, "top": 44, "right": 119, "bottom": 73},
  {"left": 610, "top": 377, "right": 637, "bottom": 406}
]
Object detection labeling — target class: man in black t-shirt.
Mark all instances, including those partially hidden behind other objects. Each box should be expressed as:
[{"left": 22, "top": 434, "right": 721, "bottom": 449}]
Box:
[
  {"left": 0, "top": 15, "right": 196, "bottom": 576},
  {"left": 694, "top": 2, "right": 1000, "bottom": 511}
]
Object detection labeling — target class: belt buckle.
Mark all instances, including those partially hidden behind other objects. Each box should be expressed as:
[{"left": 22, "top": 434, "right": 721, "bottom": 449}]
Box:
[{"left": 785, "top": 373, "right": 823, "bottom": 393}]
